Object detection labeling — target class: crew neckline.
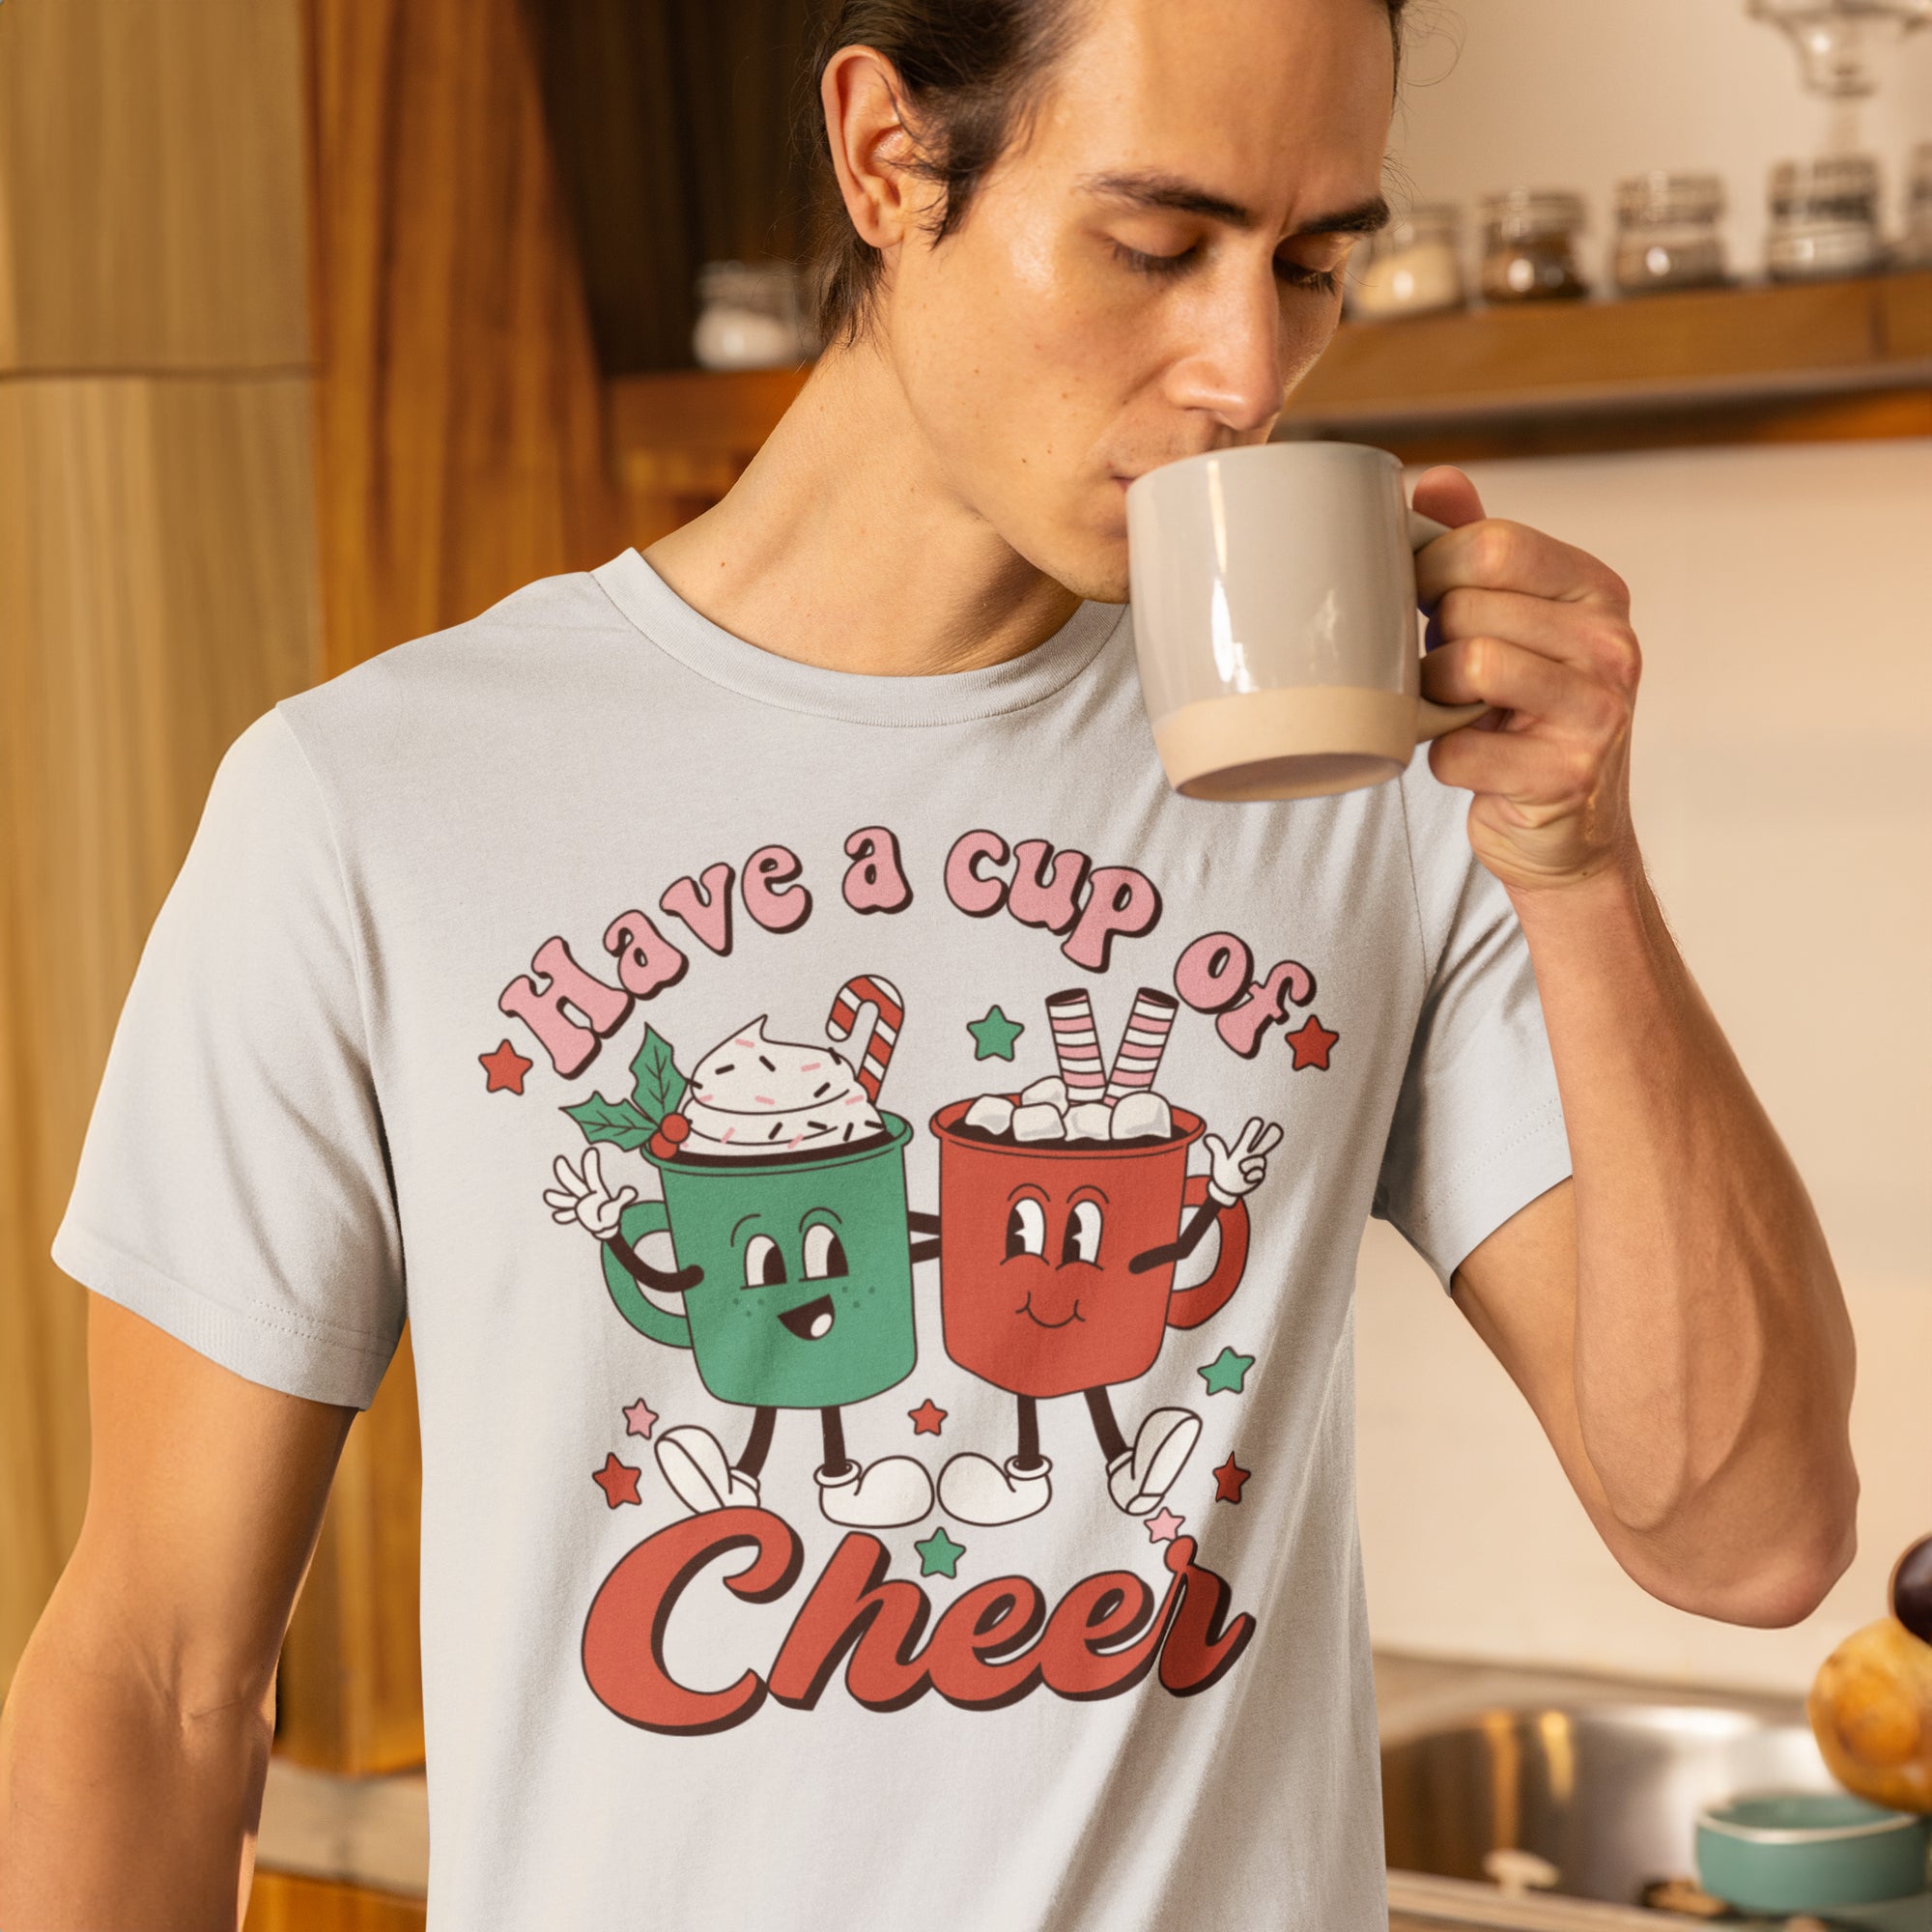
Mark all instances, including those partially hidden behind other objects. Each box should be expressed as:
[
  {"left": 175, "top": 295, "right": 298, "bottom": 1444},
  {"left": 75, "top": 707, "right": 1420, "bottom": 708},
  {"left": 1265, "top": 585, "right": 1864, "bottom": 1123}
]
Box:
[{"left": 591, "top": 548, "right": 1125, "bottom": 728}]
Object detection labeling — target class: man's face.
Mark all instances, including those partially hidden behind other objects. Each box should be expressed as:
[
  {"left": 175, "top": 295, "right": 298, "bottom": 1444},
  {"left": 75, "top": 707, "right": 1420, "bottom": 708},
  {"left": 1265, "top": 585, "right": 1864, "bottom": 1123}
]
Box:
[{"left": 879, "top": 0, "right": 1395, "bottom": 601}]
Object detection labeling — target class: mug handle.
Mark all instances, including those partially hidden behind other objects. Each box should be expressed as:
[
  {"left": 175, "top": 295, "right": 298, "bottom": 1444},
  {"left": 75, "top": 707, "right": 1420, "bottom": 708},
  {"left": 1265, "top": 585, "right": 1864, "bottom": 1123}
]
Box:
[
  {"left": 1407, "top": 508, "right": 1489, "bottom": 743},
  {"left": 1164, "top": 1175, "right": 1250, "bottom": 1332},
  {"left": 600, "top": 1200, "right": 694, "bottom": 1350}
]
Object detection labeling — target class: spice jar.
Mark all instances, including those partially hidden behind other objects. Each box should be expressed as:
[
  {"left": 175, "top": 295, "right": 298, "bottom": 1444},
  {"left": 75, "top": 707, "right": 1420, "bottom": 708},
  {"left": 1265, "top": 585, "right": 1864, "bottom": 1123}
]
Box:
[
  {"left": 1479, "top": 189, "right": 1590, "bottom": 302},
  {"left": 692, "top": 261, "right": 811, "bottom": 371},
  {"left": 1612, "top": 173, "right": 1729, "bottom": 294},
  {"left": 1894, "top": 141, "right": 1932, "bottom": 270},
  {"left": 1347, "top": 205, "right": 1465, "bottom": 320},
  {"left": 1766, "top": 155, "right": 1883, "bottom": 281}
]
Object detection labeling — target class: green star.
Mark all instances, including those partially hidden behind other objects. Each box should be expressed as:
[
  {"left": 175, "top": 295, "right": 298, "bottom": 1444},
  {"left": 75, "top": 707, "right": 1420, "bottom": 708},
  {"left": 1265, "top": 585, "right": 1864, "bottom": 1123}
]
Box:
[
  {"left": 1199, "top": 1346, "right": 1256, "bottom": 1397},
  {"left": 914, "top": 1525, "right": 966, "bottom": 1578},
  {"left": 966, "top": 1005, "right": 1025, "bottom": 1061}
]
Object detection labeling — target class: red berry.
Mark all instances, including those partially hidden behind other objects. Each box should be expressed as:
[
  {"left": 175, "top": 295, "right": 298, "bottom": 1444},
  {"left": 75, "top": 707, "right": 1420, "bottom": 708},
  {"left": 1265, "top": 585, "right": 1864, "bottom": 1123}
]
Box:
[
  {"left": 661, "top": 1112, "right": 691, "bottom": 1144},
  {"left": 649, "top": 1132, "right": 676, "bottom": 1160}
]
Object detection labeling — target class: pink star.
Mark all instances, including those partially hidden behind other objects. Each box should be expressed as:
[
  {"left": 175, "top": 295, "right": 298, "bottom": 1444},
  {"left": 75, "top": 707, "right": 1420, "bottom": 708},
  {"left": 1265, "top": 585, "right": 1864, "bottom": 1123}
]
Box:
[
  {"left": 622, "top": 1397, "right": 659, "bottom": 1439},
  {"left": 1146, "top": 1507, "right": 1185, "bottom": 1544}
]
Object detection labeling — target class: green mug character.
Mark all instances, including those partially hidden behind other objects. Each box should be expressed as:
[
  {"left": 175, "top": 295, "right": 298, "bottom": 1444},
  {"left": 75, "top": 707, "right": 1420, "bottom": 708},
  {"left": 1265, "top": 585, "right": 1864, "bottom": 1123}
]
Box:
[{"left": 549, "top": 990, "right": 941, "bottom": 1529}]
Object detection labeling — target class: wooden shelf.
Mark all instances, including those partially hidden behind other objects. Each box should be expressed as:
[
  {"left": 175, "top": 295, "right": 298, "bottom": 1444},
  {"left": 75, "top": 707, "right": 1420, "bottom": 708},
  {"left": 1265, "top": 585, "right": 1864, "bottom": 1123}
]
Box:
[
  {"left": 1282, "top": 270, "right": 1932, "bottom": 461},
  {"left": 606, "top": 273, "right": 1932, "bottom": 512}
]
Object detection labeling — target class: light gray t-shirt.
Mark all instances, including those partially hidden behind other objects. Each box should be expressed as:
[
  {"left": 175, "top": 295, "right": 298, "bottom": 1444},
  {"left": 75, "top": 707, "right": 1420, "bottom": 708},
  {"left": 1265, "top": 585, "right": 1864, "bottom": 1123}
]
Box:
[{"left": 55, "top": 551, "right": 1571, "bottom": 1931}]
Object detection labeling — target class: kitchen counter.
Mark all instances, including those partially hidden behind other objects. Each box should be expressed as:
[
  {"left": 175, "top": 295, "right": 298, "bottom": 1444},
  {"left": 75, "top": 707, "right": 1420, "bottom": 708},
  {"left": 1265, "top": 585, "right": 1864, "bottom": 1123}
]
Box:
[{"left": 255, "top": 1650, "right": 1832, "bottom": 1923}]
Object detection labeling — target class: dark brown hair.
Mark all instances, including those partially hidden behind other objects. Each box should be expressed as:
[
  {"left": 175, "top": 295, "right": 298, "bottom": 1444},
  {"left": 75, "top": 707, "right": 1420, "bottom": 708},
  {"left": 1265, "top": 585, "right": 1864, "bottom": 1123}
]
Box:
[{"left": 802, "top": 0, "right": 1410, "bottom": 345}]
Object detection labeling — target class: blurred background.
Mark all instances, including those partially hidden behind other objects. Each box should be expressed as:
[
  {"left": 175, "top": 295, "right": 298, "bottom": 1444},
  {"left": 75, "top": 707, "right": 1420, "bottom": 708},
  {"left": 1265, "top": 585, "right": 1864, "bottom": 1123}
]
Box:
[{"left": 1, "top": 1, "right": 1926, "bottom": 1925}]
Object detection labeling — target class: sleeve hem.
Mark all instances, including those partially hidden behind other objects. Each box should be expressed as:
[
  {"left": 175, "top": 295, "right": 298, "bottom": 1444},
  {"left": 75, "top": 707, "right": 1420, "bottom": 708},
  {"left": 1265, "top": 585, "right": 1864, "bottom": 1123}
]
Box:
[
  {"left": 1397, "top": 1096, "right": 1574, "bottom": 1291},
  {"left": 50, "top": 1220, "right": 397, "bottom": 1410}
]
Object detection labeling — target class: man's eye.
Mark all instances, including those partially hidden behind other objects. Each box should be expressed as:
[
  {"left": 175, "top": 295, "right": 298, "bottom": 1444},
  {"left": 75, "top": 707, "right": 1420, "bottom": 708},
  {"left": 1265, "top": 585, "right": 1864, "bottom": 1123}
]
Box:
[
  {"left": 1112, "top": 240, "right": 1198, "bottom": 279},
  {"left": 1275, "top": 257, "right": 1343, "bottom": 295}
]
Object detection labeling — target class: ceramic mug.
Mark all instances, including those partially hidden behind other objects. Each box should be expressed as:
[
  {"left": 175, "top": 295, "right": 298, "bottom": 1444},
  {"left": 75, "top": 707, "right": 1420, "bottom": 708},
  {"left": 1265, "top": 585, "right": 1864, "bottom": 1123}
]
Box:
[
  {"left": 928, "top": 1099, "right": 1249, "bottom": 1400},
  {"left": 602, "top": 1114, "right": 918, "bottom": 1409},
  {"left": 1126, "top": 440, "right": 1487, "bottom": 802}
]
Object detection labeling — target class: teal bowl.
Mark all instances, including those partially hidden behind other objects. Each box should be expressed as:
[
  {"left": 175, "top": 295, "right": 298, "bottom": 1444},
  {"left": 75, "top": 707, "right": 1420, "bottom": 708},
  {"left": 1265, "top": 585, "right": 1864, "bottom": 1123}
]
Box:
[{"left": 1696, "top": 1791, "right": 1932, "bottom": 1913}]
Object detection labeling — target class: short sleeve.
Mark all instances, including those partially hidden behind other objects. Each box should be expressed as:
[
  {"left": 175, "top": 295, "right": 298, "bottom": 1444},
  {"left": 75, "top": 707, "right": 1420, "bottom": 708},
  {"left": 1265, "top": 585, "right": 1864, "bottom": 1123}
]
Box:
[
  {"left": 51, "top": 709, "right": 406, "bottom": 1406},
  {"left": 1372, "top": 763, "right": 1574, "bottom": 1288}
]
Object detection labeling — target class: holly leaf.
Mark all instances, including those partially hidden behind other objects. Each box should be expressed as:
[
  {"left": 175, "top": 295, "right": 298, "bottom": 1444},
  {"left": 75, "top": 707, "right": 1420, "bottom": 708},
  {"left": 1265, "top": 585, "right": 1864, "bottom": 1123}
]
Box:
[
  {"left": 562, "top": 1092, "right": 656, "bottom": 1150},
  {"left": 629, "top": 1026, "right": 687, "bottom": 1124}
]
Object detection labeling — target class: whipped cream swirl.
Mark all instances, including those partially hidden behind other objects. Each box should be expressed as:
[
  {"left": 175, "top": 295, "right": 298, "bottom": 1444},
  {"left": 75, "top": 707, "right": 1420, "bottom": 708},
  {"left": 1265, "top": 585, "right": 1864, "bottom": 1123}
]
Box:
[{"left": 679, "top": 1015, "right": 883, "bottom": 1159}]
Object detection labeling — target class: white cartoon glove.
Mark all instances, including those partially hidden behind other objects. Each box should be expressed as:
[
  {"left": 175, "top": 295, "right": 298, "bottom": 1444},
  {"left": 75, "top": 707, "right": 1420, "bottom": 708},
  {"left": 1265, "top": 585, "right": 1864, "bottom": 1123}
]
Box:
[
  {"left": 1204, "top": 1119, "right": 1283, "bottom": 1205},
  {"left": 544, "top": 1146, "right": 637, "bottom": 1241}
]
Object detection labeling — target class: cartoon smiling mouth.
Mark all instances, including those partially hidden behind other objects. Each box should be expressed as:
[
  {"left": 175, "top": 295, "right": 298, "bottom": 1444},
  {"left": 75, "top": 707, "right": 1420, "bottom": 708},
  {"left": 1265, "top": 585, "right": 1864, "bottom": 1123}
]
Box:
[
  {"left": 1016, "top": 1293, "right": 1083, "bottom": 1331},
  {"left": 778, "top": 1293, "right": 838, "bottom": 1342}
]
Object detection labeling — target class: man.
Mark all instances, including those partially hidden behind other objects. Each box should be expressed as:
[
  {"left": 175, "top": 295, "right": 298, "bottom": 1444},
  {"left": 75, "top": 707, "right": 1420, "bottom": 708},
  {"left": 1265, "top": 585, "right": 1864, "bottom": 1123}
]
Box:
[{"left": 0, "top": 0, "right": 1858, "bottom": 1925}]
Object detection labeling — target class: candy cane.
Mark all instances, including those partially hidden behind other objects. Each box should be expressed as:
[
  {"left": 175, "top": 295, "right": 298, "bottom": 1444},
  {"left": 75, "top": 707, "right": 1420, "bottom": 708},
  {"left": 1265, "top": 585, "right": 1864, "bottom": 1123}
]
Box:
[
  {"left": 826, "top": 975, "right": 904, "bottom": 1103},
  {"left": 1044, "top": 988, "right": 1108, "bottom": 1099},
  {"left": 1105, "top": 987, "right": 1178, "bottom": 1102}
]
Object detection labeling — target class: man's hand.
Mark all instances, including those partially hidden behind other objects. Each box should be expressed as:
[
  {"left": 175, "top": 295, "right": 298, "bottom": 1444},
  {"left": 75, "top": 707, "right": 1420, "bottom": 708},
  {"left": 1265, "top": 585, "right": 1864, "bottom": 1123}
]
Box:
[{"left": 1412, "top": 467, "right": 1643, "bottom": 897}]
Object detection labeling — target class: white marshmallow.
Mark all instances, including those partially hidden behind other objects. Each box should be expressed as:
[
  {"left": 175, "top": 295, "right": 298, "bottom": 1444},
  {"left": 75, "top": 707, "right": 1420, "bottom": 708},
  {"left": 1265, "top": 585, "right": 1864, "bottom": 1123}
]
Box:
[
  {"left": 1065, "top": 1102, "right": 1114, "bottom": 1141},
  {"left": 1019, "top": 1075, "right": 1068, "bottom": 1111},
  {"left": 1012, "top": 1102, "right": 1067, "bottom": 1143},
  {"left": 964, "top": 1094, "right": 1015, "bottom": 1137},
  {"left": 1110, "top": 1092, "right": 1173, "bottom": 1141}
]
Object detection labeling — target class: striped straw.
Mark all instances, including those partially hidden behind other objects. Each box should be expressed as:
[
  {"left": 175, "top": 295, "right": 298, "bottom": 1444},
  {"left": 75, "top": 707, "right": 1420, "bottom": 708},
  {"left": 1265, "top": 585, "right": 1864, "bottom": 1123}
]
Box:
[
  {"left": 826, "top": 974, "right": 904, "bottom": 1103},
  {"left": 1104, "top": 987, "right": 1179, "bottom": 1101},
  {"left": 1044, "top": 988, "right": 1108, "bottom": 1099}
]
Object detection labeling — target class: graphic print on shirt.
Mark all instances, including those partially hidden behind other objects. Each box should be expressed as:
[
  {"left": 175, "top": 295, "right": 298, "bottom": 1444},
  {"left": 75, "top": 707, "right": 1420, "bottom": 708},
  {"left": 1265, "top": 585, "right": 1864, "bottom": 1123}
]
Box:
[
  {"left": 547, "top": 980, "right": 937, "bottom": 1531},
  {"left": 497, "top": 824, "right": 1338, "bottom": 1735}
]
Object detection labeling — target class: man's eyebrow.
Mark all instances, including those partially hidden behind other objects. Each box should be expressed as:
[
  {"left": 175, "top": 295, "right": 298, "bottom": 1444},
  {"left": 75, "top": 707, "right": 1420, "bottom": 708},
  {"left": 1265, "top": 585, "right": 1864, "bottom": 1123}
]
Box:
[{"left": 1082, "top": 171, "right": 1391, "bottom": 239}]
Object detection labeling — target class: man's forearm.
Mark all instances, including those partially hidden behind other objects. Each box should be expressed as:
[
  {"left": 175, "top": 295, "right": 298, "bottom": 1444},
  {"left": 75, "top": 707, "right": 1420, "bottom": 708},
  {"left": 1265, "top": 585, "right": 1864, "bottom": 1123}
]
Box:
[
  {"left": 1513, "top": 860, "right": 1858, "bottom": 1618},
  {"left": 0, "top": 1574, "right": 270, "bottom": 1930}
]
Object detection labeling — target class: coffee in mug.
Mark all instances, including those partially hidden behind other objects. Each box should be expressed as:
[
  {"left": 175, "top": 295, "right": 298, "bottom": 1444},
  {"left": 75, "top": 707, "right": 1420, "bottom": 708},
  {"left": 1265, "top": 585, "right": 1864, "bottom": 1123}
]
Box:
[{"left": 1126, "top": 440, "right": 1485, "bottom": 802}]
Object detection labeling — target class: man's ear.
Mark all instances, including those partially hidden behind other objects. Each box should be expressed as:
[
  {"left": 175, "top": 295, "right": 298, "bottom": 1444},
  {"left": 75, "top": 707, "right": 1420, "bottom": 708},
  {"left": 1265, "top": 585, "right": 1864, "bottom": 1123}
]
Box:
[{"left": 820, "top": 44, "right": 932, "bottom": 255}]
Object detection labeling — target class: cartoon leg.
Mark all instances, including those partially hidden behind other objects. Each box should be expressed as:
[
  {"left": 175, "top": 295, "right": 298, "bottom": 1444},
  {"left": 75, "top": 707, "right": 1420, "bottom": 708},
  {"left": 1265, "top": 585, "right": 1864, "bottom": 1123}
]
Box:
[
  {"left": 1091, "top": 1385, "right": 1200, "bottom": 1518},
  {"left": 937, "top": 1394, "right": 1054, "bottom": 1526},
  {"left": 656, "top": 1407, "right": 771, "bottom": 1516},
  {"left": 814, "top": 1406, "right": 935, "bottom": 1528}
]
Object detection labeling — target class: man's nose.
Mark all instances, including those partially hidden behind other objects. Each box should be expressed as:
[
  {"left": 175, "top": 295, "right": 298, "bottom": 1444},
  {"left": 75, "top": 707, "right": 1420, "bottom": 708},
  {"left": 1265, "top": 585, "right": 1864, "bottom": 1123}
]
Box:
[{"left": 1165, "top": 270, "right": 1289, "bottom": 439}]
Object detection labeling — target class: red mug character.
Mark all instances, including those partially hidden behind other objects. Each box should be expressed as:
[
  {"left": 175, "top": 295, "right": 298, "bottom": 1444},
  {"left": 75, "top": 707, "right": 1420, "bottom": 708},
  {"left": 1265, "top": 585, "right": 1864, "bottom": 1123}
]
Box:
[{"left": 926, "top": 1099, "right": 1279, "bottom": 1525}]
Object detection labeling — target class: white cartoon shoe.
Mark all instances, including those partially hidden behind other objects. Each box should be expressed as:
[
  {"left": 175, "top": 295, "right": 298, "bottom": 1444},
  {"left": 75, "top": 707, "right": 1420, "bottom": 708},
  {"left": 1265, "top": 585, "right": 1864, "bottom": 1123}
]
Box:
[
  {"left": 938, "top": 1452, "right": 1053, "bottom": 1526},
  {"left": 656, "top": 1425, "right": 761, "bottom": 1515},
  {"left": 815, "top": 1455, "right": 934, "bottom": 1528},
  {"left": 1106, "top": 1408, "right": 1201, "bottom": 1517}
]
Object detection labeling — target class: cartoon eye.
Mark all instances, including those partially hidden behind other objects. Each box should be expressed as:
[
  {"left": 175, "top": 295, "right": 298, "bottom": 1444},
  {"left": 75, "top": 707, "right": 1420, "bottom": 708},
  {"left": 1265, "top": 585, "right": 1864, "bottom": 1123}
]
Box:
[
  {"left": 1005, "top": 1197, "right": 1046, "bottom": 1259},
  {"left": 1063, "top": 1199, "right": 1103, "bottom": 1266},
  {"left": 743, "top": 1234, "right": 786, "bottom": 1289},
  {"left": 802, "top": 1222, "right": 848, "bottom": 1280}
]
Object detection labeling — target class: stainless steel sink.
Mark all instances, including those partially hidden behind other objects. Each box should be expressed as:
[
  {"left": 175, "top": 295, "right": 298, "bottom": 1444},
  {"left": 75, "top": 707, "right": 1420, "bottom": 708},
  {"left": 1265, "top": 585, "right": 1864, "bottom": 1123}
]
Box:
[{"left": 1380, "top": 1697, "right": 1836, "bottom": 1910}]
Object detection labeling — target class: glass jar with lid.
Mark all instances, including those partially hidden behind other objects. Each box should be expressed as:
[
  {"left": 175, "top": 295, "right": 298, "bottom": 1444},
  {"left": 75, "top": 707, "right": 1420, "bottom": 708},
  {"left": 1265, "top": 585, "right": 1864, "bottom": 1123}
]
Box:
[
  {"left": 1894, "top": 141, "right": 1932, "bottom": 270},
  {"left": 1479, "top": 189, "right": 1590, "bottom": 302},
  {"left": 1612, "top": 172, "right": 1729, "bottom": 294},
  {"left": 1347, "top": 205, "right": 1466, "bottom": 320},
  {"left": 1766, "top": 155, "right": 1883, "bottom": 281},
  {"left": 692, "top": 261, "right": 812, "bottom": 371}
]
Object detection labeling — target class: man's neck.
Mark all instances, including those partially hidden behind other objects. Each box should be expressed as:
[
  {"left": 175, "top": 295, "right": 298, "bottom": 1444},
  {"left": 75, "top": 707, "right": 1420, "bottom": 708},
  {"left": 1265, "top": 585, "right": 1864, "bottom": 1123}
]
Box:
[{"left": 643, "top": 339, "right": 1083, "bottom": 679}]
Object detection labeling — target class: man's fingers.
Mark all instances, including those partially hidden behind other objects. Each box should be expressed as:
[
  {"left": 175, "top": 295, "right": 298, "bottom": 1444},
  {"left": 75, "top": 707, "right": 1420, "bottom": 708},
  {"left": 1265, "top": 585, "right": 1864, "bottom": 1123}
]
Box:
[
  {"left": 552, "top": 1154, "right": 586, "bottom": 1196},
  {"left": 1253, "top": 1122, "right": 1283, "bottom": 1157},
  {"left": 541, "top": 1187, "right": 577, "bottom": 1210},
  {"left": 1428, "top": 722, "right": 1604, "bottom": 802},
  {"left": 1415, "top": 517, "right": 1630, "bottom": 611},
  {"left": 1422, "top": 636, "right": 1621, "bottom": 729}
]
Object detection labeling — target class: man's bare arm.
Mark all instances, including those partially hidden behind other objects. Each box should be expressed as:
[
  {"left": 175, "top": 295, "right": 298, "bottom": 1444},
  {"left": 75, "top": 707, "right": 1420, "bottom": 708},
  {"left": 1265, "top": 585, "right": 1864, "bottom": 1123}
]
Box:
[
  {"left": 1409, "top": 464, "right": 1858, "bottom": 1628},
  {"left": 0, "top": 1296, "right": 355, "bottom": 1930},
  {"left": 1451, "top": 875, "right": 1858, "bottom": 1627}
]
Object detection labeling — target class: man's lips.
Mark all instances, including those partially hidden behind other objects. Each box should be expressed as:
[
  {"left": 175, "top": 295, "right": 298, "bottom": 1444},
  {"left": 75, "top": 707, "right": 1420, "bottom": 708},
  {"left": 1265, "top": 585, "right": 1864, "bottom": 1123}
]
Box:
[{"left": 779, "top": 1293, "right": 837, "bottom": 1341}]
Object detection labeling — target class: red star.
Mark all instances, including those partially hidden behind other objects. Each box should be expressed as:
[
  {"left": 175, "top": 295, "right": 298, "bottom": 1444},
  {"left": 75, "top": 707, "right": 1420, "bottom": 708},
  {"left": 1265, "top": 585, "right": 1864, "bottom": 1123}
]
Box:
[
  {"left": 1285, "top": 1015, "right": 1339, "bottom": 1071},
  {"left": 908, "top": 1398, "right": 947, "bottom": 1437},
  {"left": 1212, "top": 1453, "right": 1251, "bottom": 1504},
  {"left": 592, "top": 1453, "right": 641, "bottom": 1508},
  {"left": 480, "top": 1038, "right": 533, "bottom": 1094}
]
